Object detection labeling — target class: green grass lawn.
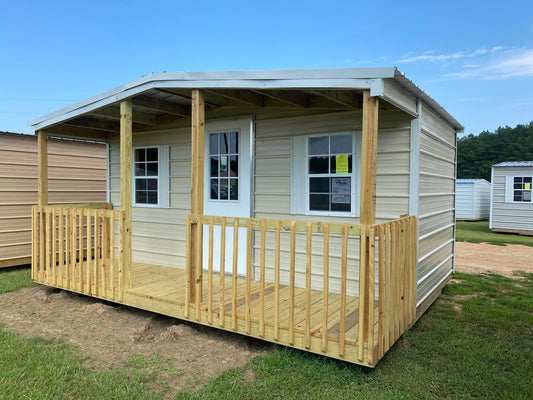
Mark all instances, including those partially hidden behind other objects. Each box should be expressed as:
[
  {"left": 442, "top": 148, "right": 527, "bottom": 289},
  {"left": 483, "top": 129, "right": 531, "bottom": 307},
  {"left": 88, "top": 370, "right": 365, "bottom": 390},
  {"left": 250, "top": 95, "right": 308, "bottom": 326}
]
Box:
[
  {"left": 456, "top": 220, "right": 533, "bottom": 247},
  {"left": 1, "top": 268, "right": 532, "bottom": 399}
]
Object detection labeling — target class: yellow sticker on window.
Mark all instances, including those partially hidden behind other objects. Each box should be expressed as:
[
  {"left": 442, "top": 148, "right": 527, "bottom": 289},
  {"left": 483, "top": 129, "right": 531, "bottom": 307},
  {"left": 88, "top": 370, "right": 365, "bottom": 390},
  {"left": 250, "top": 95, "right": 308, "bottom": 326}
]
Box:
[
  {"left": 336, "top": 155, "right": 349, "bottom": 173},
  {"left": 525, "top": 183, "right": 531, "bottom": 190}
]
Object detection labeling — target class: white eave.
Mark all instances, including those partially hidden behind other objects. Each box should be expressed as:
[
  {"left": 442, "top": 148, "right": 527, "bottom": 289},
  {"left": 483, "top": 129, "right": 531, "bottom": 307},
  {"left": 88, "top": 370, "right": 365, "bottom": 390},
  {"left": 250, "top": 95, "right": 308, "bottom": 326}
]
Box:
[{"left": 29, "top": 67, "right": 463, "bottom": 134}]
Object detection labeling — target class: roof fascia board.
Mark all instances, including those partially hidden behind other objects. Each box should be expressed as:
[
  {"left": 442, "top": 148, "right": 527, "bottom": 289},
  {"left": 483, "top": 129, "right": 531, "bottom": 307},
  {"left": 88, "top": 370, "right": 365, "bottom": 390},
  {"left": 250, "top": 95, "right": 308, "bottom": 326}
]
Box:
[{"left": 370, "top": 78, "right": 418, "bottom": 117}]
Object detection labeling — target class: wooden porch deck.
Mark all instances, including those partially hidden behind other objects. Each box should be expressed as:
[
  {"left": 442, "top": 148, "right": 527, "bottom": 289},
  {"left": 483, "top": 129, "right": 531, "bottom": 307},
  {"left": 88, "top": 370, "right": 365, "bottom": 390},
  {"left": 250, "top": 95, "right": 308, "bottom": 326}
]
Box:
[{"left": 37, "top": 259, "right": 376, "bottom": 364}]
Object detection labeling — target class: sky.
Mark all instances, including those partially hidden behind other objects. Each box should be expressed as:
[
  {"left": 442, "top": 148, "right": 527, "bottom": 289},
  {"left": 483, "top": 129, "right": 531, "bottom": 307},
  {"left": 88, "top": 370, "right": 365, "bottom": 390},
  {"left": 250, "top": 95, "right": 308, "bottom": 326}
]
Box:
[{"left": 1, "top": 0, "right": 532, "bottom": 137}]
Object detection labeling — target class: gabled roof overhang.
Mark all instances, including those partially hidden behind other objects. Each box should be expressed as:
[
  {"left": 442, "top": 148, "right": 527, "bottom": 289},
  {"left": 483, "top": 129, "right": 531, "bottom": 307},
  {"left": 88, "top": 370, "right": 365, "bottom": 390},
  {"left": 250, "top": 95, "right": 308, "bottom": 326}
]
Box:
[{"left": 30, "top": 67, "right": 463, "bottom": 140}]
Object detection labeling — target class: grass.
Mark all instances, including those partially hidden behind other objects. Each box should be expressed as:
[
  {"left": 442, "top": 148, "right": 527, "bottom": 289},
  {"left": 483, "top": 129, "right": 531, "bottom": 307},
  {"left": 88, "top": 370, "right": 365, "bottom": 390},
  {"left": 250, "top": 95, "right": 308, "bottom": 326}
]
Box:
[
  {"left": 1, "top": 267, "right": 532, "bottom": 399},
  {"left": 0, "top": 266, "right": 35, "bottom": 294},
  {"left": 177, "top": 272, "right": 533, "bottom": 400},
  {"left": 456, "top": 220, "right": 533, "bottom": 247}
]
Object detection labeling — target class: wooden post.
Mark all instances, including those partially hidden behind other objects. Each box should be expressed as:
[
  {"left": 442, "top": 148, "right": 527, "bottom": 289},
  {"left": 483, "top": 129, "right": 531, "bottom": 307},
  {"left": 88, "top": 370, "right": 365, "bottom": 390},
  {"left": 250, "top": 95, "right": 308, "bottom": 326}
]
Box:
[
  {"left": 38, "top": 131, "right": 48, "bottom": 206},
  {"left": 37, "top": 131, "right": 48, "bottom": 281},
  {"left": 360, "top": 90, "right": 379, "bottom": 225},
  {"left": 359, "top": 90, "right": 379, "bottom": 359},
  {"left": 190, "top": 89, "right": 205, "bottom": 303},
  {"left": 120, "top": 100, "right": 133, "bottom": 289}
]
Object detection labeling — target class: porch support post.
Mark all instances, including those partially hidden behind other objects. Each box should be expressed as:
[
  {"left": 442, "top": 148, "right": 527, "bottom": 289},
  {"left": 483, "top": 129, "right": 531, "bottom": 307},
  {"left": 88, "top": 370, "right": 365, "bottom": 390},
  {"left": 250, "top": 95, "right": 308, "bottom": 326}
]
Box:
[
  {"left": 190, "top": 89, "right": 205, "bottom": 304},
  {"left": 120, "top": 100, "right": 133, "bottom": 289},
  {"left": 37, "top": 131, "right": 48, "bottom": 206},
  {"left": 360, "top": 90, "right": 379, "bottom": 225},
  {"left": 358, "top": 89, "right": 379, "bottom": 361}
]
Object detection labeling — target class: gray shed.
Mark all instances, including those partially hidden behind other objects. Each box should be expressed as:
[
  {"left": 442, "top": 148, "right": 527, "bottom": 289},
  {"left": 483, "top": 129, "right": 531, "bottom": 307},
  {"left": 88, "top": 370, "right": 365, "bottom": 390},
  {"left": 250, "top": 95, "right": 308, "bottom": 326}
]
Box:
[
  {"left": 490, "top": 161, "right": 533, "bottom": 235},
  {"left": 455, "top": 179, "right": 491, "bottom": 220}
]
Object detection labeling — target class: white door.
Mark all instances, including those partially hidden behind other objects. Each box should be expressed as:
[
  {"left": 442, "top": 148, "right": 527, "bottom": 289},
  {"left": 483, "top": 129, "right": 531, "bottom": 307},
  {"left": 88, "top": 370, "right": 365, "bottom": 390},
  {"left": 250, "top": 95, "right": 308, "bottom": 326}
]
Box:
[{"left": 203, "top": 117, "right": 252, "bottom": 275}]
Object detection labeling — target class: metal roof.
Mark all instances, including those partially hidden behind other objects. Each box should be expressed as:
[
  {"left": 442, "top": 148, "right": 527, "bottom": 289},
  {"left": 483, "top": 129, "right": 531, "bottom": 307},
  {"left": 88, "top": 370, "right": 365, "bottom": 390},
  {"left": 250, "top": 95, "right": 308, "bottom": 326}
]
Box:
[
  {"left": 493, "top": 161, "right": 533, "bottom": 168},
  {"left": 29, "top": 67, "right": 463, "bottom": 135}
]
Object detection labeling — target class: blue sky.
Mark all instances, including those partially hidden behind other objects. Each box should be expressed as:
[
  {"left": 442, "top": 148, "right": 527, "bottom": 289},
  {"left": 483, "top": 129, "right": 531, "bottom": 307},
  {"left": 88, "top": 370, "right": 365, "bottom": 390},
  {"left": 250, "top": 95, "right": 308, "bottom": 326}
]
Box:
[{"left": 1, "top": 0, "right": 532, "bottom": 136}]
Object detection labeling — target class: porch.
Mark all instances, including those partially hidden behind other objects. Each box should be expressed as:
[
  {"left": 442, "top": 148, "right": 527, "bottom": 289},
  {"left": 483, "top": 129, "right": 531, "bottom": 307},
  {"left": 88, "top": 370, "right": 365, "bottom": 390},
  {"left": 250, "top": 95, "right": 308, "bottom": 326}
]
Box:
[{"left": 32, "top": 204, "right": 417, "bottom": 367}]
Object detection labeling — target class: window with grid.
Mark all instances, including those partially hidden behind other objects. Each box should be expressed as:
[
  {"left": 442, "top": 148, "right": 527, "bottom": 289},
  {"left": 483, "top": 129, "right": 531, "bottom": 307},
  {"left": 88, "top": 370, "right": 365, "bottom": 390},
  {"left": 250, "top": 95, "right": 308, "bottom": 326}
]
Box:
[
  {"left": 209, "top": 131, "right": 239, "bottom": 201},
  {"left": 134, "top": 147, "right": 159, "bottom": 205},
  {"left": 513, "top": 176, "right": 532, "bottom": 202},
  {"left": 307, "top": 134, "right": 353, "bottom": 213}
]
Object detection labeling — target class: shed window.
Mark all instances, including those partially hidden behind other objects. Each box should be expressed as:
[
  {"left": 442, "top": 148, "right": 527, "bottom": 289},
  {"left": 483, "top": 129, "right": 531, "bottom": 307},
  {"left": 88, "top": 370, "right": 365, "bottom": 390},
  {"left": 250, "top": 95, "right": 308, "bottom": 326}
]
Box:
[
  {"left": 134, "top": 147, "right": 159, "bottom": 205},
  {"left": 307, "top": 134, "right": 354, "bottom": 214},
  {"left": 513, "top": 176, "right": 532, "bottom": 202},
  {"left": 209, "top": 131, "right": 239, "bottom": 201}
]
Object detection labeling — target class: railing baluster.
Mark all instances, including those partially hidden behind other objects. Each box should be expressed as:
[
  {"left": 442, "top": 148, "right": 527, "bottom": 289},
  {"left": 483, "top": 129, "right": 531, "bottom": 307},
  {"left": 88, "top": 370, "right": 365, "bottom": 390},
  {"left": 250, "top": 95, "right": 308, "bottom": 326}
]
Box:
[
  {"left": 65, "top": 208, "right": 71, "bottom": 289},
  {"left": 102, "top": 209, "right": 108, "bottom": 298},
  {"left": 259, "top": 219, "right": 266, "bottom": 338},
  {"left": 31, "top": 206, "right": 37, "bottom": 281},
  {"left": 219, "top": 217, "right": 226, "bottom": 327},
  {"left": 86, "top": 209, "right": 92, "bottom": 294},
  {"left": 367, "top": 225, "right": 376, "bottom": 365},
  {"left": 385, "top": 223, "right": 392, "bottom": 352},
  {"left": 208, "top": 216, "right": 214, "bottom": 325},
  {"left": 45, "top": 208, "right": 51, "bottom": 285},
  {"left": 394, "top": 220, "right": 400, "bottom": 341},
  {"left": 94, "top": 209, "right": 100, "bottom": 297},
  {"left": 109, "top": 210, "right": 115, "bottom": 300},
  {"left": 78, "top": 209, "right": 84, "bottom": 293},
  {"left": 339, "top": 224, "right": 348, "bottom": 357},
  {"left": 70, "top": 209, "right": 76, "bottom": 290},
  {"left": 118, "top": 211, "right": 124, "bottom": 301},
  {"left": 378, "top": 224, "right": 384, "bottom": 359},
  {"left": 289, "top": 220, "right": 296, "bottom": 345},
  {"left": 195, "top": 216, "right": 203, "bottom": 322},
  {"left": 245, "top": 219, "right": 252, "bottom": 334},
  {"left": 321, "top": 223, "right": 329, "bottom": 353},
  {"left": 39, "top": 206, "right": 45, "bottom": 283},
  {"left": 185, "top": 215, "right": 191, "bottom": 319},
  {"left": 305, "top": 222, "right": 312, "bottom": 349},
  {"left": 358, "top": 225, "right": 367, "bottom": 361},
  {"left": 232, "top": 218, "right": 239, "bottom": 331},
  {"left": 274, "top": 220, "right": 281, "bottom": 341}
]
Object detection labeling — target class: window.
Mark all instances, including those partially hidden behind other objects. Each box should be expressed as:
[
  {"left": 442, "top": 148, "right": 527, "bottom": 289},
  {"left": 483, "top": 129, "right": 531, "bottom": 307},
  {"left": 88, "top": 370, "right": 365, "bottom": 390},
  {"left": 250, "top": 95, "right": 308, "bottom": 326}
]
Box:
[
  {"left": 307, "top": 134, "right": 354, "bottom": 214},
  {"left": 209, "top": 131, "right": 239, "bottom": 201},
  {"left": 513, "top": 176, "right": 532, "bottom": 202},
  {"left": 134, "top": 147, "right": 159, "bottom": 205}
]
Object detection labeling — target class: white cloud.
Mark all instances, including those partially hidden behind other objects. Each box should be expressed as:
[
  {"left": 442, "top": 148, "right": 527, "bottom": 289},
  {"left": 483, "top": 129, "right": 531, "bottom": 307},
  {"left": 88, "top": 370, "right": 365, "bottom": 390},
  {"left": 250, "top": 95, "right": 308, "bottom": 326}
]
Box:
[
  {"left": 446, "top": 48, "right": 533, "bottom": 80},
  {"left": 396, "top": 48, "right": 492, "bottom": 63}
]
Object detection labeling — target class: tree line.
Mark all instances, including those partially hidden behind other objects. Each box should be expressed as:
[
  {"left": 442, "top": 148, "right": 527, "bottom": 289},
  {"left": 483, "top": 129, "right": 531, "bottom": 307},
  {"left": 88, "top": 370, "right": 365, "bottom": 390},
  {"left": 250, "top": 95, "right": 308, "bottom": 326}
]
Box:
[{"left": 457, "top": 122, "right": 533, "bottom": 181}]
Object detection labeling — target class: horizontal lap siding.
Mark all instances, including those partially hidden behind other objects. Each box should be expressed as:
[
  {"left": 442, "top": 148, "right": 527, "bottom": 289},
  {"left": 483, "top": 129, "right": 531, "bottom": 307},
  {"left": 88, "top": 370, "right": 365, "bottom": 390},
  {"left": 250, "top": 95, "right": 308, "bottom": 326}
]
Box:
[
  {"left": 417, "top": 104, "right": 457, "bottom": 305},
  {"left": 109, "top": 128, "right": 191, "bottom": 268},
  {"left": 455, "top": 183, "right": 474, "bottom": 219},
  {"left": 253, "top": 111, "right": 411, "bottom": 294},
  {"left": 491, "top": 167, "right": 533, "bottom": 232},
  {"left": 0, "top": 134, "right": 106, "bottom": 265}
]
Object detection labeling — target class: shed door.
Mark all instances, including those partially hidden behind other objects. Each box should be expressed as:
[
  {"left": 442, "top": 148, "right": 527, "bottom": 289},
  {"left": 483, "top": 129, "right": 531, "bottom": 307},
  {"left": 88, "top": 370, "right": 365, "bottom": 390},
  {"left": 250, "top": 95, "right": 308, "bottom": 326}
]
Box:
[{"left": 203, "top": 117, "right": 252, "bottom": 275}]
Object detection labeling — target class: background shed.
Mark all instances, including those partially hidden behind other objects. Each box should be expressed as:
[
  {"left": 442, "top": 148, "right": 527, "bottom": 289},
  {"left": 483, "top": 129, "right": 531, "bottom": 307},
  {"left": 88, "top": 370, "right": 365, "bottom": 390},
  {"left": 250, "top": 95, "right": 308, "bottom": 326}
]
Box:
[
  {"left": 0, "top": 132, "right": 107, "bottom": 268},
  {"left": 455, "top": 179, "right": 491, "bottom": 220},
  {"left": 490, "top": 161, "right": 533, "bottom": 235}
]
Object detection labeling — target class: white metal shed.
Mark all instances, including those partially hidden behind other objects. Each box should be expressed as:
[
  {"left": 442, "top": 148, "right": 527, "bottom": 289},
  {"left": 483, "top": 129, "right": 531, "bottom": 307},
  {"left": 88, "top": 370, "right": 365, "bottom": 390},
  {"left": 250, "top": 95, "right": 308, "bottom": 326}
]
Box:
[
  {"left": 455, "top": 179, "right": 491, "bottom": 220},
  {"left": 490, "top": 161, "right": 533, "bottom": 235}
]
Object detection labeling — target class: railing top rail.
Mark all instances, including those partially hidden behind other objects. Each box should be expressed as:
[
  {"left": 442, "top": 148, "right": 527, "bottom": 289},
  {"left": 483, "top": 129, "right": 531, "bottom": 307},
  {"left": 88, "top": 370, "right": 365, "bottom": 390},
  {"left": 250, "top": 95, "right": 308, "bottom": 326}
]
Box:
[
  {"left": 190, "top": 214, "right": 362, "bottom": 236},
  {"left": 34, "top": 205, "right": 125, "bottom": 219},
  {"left": 47, "top": 202, "right": 113, "bottom": 209}
]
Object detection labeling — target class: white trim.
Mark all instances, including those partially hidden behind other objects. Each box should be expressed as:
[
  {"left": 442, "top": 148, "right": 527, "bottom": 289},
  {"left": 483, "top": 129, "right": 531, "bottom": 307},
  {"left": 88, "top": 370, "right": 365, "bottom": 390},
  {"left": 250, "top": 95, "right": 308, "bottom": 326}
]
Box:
[
  {"left": 132, "top": 145, "right": 170, "bottom": 208},
  {"left": 106, "top": 142, "right": 110, "bottom": 203},
  {"left": 489, "top": 167, "right": 494, "bottom": 229},
  {"left": 409, "top": 100, "right": 421, "bottom": 218},
  {"left": 291, "top": 136, "right": 307, "bottom": 214},
  {"left": 505, "top": 175, "right": 533, "bottom": 203}
]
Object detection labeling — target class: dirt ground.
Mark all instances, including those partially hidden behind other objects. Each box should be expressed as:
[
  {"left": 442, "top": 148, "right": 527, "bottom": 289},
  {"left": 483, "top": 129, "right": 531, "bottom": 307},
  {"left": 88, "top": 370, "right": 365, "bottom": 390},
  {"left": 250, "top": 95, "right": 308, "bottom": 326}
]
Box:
[
  {"left": 455, "top": 241, "right": 533, "bottom": 277},
  {"left": 0, "top": 286, "right": 272, "bottom": 398}
]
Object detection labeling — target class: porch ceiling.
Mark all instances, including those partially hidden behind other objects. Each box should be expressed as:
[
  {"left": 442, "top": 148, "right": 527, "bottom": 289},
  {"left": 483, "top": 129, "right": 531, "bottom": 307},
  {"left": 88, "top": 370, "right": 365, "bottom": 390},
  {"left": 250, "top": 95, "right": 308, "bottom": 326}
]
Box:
[{"left": 29, "top": 67, "right": 464, "bottom": 140}]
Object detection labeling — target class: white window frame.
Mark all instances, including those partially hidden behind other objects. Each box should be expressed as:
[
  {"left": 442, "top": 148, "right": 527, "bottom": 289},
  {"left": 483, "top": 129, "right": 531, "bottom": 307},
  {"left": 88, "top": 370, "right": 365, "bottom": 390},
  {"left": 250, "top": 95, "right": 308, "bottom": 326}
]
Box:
[
  {"left": 506, "top": 175, "right": 533, "bottom": 203},
  {"left": 291, "top": 131, "right": 359, "bottom": 218},
  {"left": 207, "top": 130, "right": 241, "bottom": 203},
  {"left": 132, "top": 145, "right": 170, "bottom": 208}
]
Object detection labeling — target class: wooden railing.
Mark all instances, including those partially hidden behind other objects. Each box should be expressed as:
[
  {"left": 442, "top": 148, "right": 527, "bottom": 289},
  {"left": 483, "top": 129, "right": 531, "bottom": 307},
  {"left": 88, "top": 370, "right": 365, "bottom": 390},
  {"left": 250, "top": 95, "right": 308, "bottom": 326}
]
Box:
[
  {"left": 32, "top": 205, "right": 125, "bottom": 301},
  {"left": 186, "top": 214, "right": 417, "bottom": 365}
]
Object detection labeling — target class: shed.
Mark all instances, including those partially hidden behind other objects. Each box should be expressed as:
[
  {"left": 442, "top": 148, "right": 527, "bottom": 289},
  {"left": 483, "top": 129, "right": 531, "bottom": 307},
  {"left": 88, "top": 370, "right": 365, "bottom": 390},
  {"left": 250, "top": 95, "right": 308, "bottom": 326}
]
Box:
[
  {"left": 0, "top": 132, "right": 107, "bottom": 268},
  {"left": 455, "top": 179, "right": 491, "bottom": 220},
  {"left": 28, "top": 67, "right": 463, "bottom": 367},
  {"left": 490, "top": 161, "right": 533, "bottom": 235}
]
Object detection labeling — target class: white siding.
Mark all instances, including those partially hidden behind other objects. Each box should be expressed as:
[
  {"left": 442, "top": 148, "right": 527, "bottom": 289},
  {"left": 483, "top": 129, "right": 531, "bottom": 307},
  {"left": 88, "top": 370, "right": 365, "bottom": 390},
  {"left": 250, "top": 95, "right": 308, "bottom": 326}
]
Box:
[
  {"left": 455, "top": 182, "right": 475, "bottom": 219},
  {"left": 417, "top": 103, "right": 457, "bottom": 305},
  {"left": 490, "top": 166, "right": 533, "bottom": 233}
]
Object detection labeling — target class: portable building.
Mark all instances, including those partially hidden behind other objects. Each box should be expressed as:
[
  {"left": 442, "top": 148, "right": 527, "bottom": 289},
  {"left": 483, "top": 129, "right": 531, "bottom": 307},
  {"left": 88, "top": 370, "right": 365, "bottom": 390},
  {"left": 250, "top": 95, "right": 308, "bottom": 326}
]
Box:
[
  {"left": 0, "top": 132, "right": 107, "bottom": 268},
  {"left": 455, "top": 179, "right": 491, "bottom": 220},
  {"left": 490, "top": 162, "right": 533, "bottom": 235},
  {"left": 28, "top": 67, "right": 463, "bottom": 367}
]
